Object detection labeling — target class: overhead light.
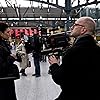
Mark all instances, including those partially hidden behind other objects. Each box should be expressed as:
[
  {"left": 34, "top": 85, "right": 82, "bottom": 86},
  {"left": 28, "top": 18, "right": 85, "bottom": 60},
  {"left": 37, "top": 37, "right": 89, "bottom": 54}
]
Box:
[
  {"left": 1, "top": 9, "right": 3, "bottom": 12},
  {"left": 40, "top": 24, "right": 42, "bottom": 27},
  {"left": 32, "top": 8, "right": 34, "bottom": 12},
  {"left": 63, "top": 9, "right": 65, "bottom": 13},
  {"left": 48, "top": 8, "right": 50, "bottom": 12},
  {"left": 25, "top": 22, "right": 28, "bottom": 25},
  {"left": 11, "top": 23, "right": 13, "bottom": 26},
  {"left": 39, "top": 16, "right": 42, "bottom": 20}
]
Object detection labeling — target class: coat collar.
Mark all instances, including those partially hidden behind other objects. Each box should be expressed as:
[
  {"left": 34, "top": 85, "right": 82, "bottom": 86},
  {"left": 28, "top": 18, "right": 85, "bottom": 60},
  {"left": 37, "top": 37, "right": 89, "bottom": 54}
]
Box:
[{"left": 73, "top": 34, "right": 96, "bottom": 47}]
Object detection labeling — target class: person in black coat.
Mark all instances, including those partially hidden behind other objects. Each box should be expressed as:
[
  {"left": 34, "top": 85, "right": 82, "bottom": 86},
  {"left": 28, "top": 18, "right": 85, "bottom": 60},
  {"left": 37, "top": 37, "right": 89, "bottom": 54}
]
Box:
[
  {"left": 48, "top": 17, "right": 100, "bottom": 100},
  {"left": 31, "top": 34, "right": 42, "bottom": 77},
  {"left": 0, "top": 22, "right": 18, "bottom": 100}
]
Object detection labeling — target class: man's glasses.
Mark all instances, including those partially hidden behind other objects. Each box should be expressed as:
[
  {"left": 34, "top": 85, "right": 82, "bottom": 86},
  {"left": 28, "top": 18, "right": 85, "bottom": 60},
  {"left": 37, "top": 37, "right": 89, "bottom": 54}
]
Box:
[{"left": 71, "top": 23, "right": 85, "bottom": 29}]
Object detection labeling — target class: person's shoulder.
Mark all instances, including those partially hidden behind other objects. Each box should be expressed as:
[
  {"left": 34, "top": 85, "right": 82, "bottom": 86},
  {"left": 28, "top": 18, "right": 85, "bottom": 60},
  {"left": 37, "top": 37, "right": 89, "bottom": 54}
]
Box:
[
  {"left": 0, "top": 45, "right": 8, "bottom": 56},
  {"left": 66, "top": 45, "right": 80, "bottom": 52},
  {"left": 62, "top": 46, "right": 77, "bottom": 57},
  {"left": 95, "top": 45, "right": 100, "bottom": 51}
]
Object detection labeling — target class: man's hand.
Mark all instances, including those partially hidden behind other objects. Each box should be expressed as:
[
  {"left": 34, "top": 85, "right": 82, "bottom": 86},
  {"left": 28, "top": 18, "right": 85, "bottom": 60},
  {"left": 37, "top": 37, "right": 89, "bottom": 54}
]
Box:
[{"left": 48, "top": 55, "right": 60, "bottom": 65}]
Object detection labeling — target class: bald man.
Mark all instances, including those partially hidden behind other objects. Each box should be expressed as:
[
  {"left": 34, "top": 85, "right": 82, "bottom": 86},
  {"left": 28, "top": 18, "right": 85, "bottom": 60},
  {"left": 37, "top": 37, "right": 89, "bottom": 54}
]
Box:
[
  {"left": 48, "top": 17, "right": 100, "bottom": 100},
  {"left": 70, "top": 17, "right": 96, "bottom": 37}
]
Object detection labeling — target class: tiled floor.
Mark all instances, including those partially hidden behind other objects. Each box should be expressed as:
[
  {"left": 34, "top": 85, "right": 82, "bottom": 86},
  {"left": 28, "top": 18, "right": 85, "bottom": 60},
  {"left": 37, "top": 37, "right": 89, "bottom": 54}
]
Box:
[{"left": 14, "top": 54, "right": 61, "bottom": 100}]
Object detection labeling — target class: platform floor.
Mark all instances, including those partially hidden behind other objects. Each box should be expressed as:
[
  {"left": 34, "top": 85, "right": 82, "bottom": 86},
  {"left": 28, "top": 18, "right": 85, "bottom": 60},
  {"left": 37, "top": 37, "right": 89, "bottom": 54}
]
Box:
[{"left": 14, "top": 54, "right": 61, "bottom": 100}]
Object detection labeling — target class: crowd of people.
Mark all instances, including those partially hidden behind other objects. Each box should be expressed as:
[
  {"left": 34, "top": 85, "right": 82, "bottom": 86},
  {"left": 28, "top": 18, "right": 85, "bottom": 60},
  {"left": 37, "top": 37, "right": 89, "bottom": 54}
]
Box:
[{"left": 0, "top": 16, "right": 100, "bottom": 100}]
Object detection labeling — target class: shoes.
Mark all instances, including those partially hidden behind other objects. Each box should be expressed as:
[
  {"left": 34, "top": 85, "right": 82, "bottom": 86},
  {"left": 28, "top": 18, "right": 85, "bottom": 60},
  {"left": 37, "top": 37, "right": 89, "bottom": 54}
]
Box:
[
  {"left": 32, "top": 74, "right": 36, "bottom": 76},
  {"left": 19, "top": 69, "right": 23, "bottom": 73},
  {"left": 20, "top": 69, "right": 25, "bottom": 73},
  {"left": 36, "top": 75, "right": 41, "bottom": 77},
  {"left": 21, "top": 73, "right": 27, "bottom": 76},
  {"left": 32, "top": 74, "right": 41, "bottom": 77}
]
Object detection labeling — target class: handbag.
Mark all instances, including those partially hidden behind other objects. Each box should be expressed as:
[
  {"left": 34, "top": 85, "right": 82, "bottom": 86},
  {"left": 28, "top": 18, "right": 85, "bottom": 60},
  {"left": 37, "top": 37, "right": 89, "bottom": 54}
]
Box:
[
  {"left": 0, "top": 64, "right": 20, "bottom": 80},
  {"left": 16, "top": 52, "right": 22, "bottom": 62},
  {"left": 0, "top": 45, "right": 20, "bottom": 80},
  {"left": 27, "top": 61, "right": 31, "bottom": 67},
  {"left": 7, "top": 64, "right": 20, "bottom": 80}
]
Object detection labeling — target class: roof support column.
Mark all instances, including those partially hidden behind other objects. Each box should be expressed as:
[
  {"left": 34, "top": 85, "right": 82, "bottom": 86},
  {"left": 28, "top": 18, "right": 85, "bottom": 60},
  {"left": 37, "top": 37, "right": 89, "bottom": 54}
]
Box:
[{"left": 64, "top": 0, "right": 71, "bottom": 31}]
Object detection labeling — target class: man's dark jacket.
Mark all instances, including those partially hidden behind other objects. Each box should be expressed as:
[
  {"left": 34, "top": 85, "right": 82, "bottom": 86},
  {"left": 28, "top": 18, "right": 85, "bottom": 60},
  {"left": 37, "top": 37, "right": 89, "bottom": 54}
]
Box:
[{"left": 49, "top": 34, "right": 100, "bottom": 100}]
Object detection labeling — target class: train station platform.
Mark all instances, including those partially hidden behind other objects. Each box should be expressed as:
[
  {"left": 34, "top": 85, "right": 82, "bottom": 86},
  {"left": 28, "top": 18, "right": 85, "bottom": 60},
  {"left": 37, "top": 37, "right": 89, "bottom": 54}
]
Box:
[{"left": 14, "top": 53, "right": 61, "bottom": 100}]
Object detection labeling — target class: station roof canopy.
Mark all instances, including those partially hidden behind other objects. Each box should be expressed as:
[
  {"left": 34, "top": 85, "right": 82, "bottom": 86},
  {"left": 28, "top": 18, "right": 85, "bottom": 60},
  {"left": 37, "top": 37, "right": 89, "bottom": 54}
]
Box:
[{"left": 0, "top": 0, "right": 100, "bottom": 27}]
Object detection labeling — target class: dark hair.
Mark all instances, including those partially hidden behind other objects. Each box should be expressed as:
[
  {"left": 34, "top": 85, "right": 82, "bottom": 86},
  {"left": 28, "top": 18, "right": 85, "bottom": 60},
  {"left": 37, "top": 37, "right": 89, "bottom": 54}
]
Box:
[{"left": 0, "top": 22, "right": 9, "bottom": 33}]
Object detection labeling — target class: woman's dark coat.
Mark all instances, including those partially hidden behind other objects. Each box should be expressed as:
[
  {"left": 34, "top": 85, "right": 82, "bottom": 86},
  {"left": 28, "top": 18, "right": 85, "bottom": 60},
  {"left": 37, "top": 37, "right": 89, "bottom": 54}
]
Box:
[
  {"left": 49, "top": 34, "right": 100, "bottom": 100},
  {"left": 0, "top": 39, "right": 17, "bottom": 100}
]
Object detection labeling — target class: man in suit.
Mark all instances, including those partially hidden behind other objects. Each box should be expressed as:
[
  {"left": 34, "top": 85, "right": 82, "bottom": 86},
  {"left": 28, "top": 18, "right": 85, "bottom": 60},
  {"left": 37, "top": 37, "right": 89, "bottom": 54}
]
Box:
[{"left": 48, "top": 17, "right": 100, "bottom": 100}]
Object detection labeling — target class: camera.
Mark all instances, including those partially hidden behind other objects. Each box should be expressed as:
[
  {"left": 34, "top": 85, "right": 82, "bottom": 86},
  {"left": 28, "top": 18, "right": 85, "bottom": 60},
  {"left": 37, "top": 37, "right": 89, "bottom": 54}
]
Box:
[{"left": 41, "top": 32, "right": 70, "bottom": 56}]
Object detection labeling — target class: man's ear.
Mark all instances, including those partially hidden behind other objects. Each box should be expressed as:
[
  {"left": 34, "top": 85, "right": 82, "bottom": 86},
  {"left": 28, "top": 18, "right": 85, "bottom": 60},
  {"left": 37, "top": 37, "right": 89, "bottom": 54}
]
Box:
[{"left": 81, "top": 27, "right": 87, "bottom": 35}]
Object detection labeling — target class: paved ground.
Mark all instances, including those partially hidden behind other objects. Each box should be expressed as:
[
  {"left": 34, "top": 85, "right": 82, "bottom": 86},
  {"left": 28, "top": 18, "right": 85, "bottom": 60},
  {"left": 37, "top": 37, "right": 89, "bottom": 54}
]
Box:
[{"left": 14, "top": 54, "right": 61, "bottom": 100}]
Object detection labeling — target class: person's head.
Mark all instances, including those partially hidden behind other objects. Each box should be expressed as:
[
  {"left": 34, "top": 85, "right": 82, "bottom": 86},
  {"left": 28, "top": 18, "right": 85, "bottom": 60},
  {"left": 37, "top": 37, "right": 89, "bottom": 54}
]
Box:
[
  {"left": 18, "top": 39, "right": 25, "bottom": 45},
  {"left": 0, "top": 22, "right": 10, "bottom": 40},
  {"left": 21, "top": 40, "right": 25, "bottom": 44},
  {"left": 70, "top": 16, "right": 96, "bottom": 37}
]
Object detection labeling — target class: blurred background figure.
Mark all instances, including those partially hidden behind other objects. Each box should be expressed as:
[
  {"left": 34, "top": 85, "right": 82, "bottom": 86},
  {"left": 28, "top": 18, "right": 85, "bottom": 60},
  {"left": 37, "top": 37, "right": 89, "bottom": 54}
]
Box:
[
  {"left": 31, "top": 34, "right": 42, "bottom": 77},
  {"left": 10, "top": 40, "right": 16, "bottom": 50},
  {"left": 16, "top": 39, "right": 30, "bottom": 76}
]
